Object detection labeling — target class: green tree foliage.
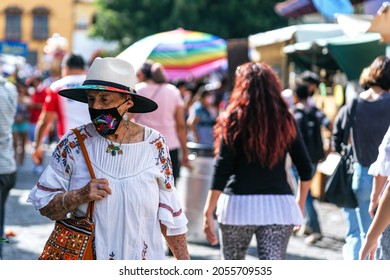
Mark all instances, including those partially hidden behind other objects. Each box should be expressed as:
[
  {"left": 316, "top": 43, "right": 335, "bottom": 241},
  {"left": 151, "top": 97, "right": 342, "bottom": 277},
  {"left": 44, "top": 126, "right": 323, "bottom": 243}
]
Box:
[{"left": 91, "top": 0, "right": 287, "bottom": 50}]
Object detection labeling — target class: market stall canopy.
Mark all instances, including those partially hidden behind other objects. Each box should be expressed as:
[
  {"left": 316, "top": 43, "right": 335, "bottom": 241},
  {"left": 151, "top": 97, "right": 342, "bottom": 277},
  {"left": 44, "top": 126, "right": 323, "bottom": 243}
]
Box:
[
  {"left": 116, "top": 28, "right": 227, "bottom": 81},
  {"left": 284, "top": 33, "right": 386, "bottom": 80},
  {"left": 248, "top": 23, "right": 344, "bottom": 70},
  {"left": 336, "top": 1, "right": 390, "bottom": 42},
  {"left": 248, "top": 23, "right": 344, "bottom": 48}
]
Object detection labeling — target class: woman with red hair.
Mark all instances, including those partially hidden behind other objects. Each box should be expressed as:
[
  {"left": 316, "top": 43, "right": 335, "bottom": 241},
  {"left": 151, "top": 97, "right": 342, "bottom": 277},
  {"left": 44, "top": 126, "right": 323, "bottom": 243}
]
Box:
[{"left": 203, "top": 62, "right": 313, "bottom": 260}]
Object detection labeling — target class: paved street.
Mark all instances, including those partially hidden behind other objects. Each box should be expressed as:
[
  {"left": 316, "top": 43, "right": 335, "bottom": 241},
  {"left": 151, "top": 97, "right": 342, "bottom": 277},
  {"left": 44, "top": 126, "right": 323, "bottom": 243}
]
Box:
[{"left": 3, "top": 143, "right": 346, "bottom": 260}]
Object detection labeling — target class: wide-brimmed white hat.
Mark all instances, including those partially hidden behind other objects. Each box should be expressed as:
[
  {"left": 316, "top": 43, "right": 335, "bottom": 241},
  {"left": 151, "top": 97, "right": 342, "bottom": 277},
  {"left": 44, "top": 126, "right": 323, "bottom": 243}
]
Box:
[{"left": 59, "top": 57, "right": 158, "bottom": 113}]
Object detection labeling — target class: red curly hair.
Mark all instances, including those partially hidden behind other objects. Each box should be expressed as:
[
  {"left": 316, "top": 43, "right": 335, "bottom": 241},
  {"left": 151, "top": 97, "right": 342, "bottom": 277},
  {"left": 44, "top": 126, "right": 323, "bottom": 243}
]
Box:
[{"left": 214, "top": 62, "right": 296, "bottom": 168}]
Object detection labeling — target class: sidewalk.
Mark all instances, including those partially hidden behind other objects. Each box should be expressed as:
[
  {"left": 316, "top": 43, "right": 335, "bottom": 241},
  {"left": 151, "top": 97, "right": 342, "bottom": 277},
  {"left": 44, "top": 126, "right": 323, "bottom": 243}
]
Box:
[{"left": 2, "top": 143, "right": 346, "bottom": 260}]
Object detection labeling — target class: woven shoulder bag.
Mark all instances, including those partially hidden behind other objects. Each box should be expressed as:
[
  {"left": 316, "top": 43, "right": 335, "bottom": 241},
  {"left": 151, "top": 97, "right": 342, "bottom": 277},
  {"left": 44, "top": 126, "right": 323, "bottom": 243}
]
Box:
[{"left": 39, "top": 128, "right": 96, "bottom": 260}]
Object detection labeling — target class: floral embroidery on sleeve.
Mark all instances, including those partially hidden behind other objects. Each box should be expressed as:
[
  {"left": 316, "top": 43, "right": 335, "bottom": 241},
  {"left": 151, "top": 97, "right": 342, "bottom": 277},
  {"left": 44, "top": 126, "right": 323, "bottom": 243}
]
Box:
[
  {"left": 52, "top": 126, "right": 92, "bottom": 174},
  {"left": 150, "top": 134, "right": 173, "bottom": 190}
]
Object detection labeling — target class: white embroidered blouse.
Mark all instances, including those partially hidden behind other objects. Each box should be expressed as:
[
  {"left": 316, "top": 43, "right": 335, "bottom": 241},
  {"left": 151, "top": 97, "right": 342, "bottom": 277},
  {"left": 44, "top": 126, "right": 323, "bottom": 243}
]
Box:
[{"left": 28, "top": 123, "right": 188, "bottom": 260}]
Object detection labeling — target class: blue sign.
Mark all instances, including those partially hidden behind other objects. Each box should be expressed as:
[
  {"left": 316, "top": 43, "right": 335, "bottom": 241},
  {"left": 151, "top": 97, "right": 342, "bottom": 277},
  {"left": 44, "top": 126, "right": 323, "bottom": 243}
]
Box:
[
  {"left": 312, "top": 0, "right": 353, "bottom": 19},
  {"left": 0, "top": 41, "right": 28, "bottom": 57}
]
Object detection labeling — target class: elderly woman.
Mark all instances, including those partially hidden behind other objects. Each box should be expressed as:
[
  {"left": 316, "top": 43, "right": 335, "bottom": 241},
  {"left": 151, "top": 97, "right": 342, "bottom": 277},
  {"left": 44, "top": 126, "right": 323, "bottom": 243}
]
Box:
[{"left": 28, "top": 57, "right": 190, "bottom": 260}]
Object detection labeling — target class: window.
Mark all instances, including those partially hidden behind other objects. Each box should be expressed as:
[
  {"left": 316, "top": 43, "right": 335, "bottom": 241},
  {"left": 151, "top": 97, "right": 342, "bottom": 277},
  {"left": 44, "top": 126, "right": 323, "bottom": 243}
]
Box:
[
  {"left": 5, "top": 6, "right": 23, "bottom": 41},
  {"left": 32, "top": 7, "right": 49, "bottom": 40}
]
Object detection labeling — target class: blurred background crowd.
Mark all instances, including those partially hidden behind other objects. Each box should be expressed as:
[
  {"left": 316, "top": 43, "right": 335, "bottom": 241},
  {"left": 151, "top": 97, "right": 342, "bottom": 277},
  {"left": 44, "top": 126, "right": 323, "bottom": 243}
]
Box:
[{"left": 1, "top": 0, "right": 390, "bottom": 260}]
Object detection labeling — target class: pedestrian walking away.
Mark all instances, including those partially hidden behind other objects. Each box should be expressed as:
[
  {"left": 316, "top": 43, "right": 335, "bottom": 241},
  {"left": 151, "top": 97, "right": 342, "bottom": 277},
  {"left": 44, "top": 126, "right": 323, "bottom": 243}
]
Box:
[
  {"left": 332, "top": 55, "right": 390, "bottom": 260},
  {"left": 292, "top": 82, "right": 332, "bottom": 244},
  {"left": 133, "top": 61, "right": 191, "bottom": 183},
  {"left": 203, "top": 61, "right": 313, "bottom": 260},
  {"left": 359, "top": 57, "right": 390, "bottom": 260}
]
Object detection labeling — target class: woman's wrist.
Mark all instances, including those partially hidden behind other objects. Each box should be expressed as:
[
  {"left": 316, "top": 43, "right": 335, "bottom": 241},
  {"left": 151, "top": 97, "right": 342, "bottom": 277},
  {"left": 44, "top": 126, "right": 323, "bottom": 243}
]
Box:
[
  {"left": 31, "top": 141, "right": 37, "bottom": 148},
  {"left": 62, "top": 192, "right": 71, "bottom": 213},
  {"left": 61, "top": 189, "right": 85, "bottom": 214},
  {"left": 204, "top": 208, "right": 215, "bottom": 217}
]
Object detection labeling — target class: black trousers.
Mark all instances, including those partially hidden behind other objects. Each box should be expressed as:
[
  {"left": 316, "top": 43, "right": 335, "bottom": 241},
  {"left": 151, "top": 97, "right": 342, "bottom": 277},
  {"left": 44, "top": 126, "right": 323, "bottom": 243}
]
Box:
[
  {"left": 169, "top": 148, "right": 180, "bottom": 182},
  {"left": 0, "top": 171, "right": 16, "bottom": 259}
]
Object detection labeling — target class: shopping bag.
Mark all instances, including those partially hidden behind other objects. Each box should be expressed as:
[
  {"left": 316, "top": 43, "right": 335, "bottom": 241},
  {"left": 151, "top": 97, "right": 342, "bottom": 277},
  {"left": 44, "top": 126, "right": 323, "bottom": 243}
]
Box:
[
  {"left": 38, "top": 128, "right": 97, "bottom": 260},
  {"left": 324, "top": 145, "right": 358, "bottom": 208}
]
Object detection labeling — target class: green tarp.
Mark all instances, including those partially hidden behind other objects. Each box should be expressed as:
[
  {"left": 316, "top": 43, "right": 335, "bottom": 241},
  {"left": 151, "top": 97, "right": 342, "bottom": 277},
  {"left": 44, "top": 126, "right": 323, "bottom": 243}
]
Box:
[
  {"left": 284, "top": 33, "right": 387, "bottom": 80},
  {"left": 326, "top": 34, "right": 387, "bottom": 80}
]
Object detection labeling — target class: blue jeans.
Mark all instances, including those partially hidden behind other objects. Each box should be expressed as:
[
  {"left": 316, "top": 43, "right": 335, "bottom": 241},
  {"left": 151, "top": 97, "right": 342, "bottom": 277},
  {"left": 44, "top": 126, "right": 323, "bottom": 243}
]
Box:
[
  {"left": 291, "top": 165, "right": 321, "bottom": 234},
  {"left": 342, "top": 162, "right": 373, "bottom": 260}
]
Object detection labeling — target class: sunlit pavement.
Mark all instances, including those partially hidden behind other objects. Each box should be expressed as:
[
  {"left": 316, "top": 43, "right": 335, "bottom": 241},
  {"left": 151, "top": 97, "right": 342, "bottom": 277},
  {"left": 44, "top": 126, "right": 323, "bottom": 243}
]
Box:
[{"left": 3, "top": 143, "right": 346, "bottom": 260}]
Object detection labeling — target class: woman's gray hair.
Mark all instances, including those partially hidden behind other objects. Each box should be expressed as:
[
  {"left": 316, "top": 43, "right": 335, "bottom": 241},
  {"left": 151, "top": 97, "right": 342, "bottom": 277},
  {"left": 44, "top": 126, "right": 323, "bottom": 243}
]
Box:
[{"left": 151, "top": 63, "right": 168, "bottom": 84}]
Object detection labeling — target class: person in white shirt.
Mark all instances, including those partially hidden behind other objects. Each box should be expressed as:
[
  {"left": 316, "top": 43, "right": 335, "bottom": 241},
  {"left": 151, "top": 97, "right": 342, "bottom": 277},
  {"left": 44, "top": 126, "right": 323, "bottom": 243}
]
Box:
[
  {"left": 32, "top": 53, "right": 89, "bottom": 172},
  {"left": 0, "top": 73, "right": 18, "bottom": 259},
  {"left": 28, "top": 57, "right": 190, "bottom": 260}
]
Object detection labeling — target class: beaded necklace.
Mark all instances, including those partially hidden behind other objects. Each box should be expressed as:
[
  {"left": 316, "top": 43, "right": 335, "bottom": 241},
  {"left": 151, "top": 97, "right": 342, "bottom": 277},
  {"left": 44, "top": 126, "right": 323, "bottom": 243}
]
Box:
[
  {"left": 105, "top": 138, "right": 125, "bottom": 156},
  {"left": 105, "top": 119, "right": 129, "bottom": 156}
]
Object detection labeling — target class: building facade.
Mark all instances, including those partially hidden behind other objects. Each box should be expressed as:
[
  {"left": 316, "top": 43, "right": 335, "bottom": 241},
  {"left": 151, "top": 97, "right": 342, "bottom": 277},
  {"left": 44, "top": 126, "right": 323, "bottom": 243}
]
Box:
[
  {"left": 0, "top": 0, "right": 112, "bottom": 71},
  {"left": 0, "top": 0, "right": 74, "bottom": 68}
]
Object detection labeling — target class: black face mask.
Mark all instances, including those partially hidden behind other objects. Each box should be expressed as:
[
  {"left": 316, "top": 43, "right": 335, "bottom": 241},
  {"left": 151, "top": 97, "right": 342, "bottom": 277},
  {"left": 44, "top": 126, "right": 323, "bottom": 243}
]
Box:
[{"left": 89, "top": 99, "right": 129, "bottom": 136}]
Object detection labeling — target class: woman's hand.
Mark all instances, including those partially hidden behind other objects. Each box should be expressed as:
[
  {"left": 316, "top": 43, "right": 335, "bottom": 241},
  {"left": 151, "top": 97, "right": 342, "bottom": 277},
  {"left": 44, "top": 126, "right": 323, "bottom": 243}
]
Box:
[
  {"left": 32, "top": 145, "right": 44, "bottom": 165},
  {"left": 181, "top": 148, "right": 193, "bottom": 170},
  {"left": 39, "top": 179, "right": 111, "bottom": 221},
  {"left": 82, "top": 178, "right": 112, "bottom": 202},
  {"left": 368, "top": 201, "right": 379, "bottom": 219},
  {"left": 293, "top": 225, "right": 301, "bottom": 234},
  {"left": 203, "top": 190, "right": 221, "bottom": 245},
  {"left": 359, "top": 237, "right": 378, "bottom": 260},
  {"left": 203, "top": 211, "right": 218, "bottom": 245}
]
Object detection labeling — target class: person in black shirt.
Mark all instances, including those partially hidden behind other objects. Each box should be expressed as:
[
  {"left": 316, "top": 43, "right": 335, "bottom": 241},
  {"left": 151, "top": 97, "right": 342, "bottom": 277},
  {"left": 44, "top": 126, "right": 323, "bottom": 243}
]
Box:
[
  {"left": 332, "top": 55, "right": 390, "bottom": 260},
  {"left": 202, "top": 61, "right": 313, "bottom": 260},
  {"left": 292, "top": 83, "right": 332, "bottom": 244}
]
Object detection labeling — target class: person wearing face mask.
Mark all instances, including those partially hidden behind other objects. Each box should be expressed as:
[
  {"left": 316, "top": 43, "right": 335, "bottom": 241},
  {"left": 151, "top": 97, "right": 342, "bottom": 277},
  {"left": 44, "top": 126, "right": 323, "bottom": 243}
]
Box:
[
  {"left": 187, "top": 86, "right": 218, "bottom": 146},
  {"left": 27, "top": 57, "right": 190, "bottom": 260}
]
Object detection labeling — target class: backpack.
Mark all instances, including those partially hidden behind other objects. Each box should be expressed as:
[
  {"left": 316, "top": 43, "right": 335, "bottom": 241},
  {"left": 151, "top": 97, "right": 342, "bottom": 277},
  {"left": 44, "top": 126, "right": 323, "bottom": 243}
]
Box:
[{"left": 294, "top": 106, "right": 325, "bottom": 163}]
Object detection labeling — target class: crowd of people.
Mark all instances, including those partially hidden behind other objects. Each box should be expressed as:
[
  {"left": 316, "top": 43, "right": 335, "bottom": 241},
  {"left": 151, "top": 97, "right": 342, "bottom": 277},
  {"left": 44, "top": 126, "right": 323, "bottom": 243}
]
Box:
[{"left": 1, "top": 52, "right": 390, "bottom": 261}]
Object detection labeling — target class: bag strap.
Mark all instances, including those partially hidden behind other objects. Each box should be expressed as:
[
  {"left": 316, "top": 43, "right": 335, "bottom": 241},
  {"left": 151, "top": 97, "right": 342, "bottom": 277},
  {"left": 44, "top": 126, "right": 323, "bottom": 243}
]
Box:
[
  {"left": 149, "top": 85, "right": 162, "bottom": 100},
  {"left": 72, "top": 128, "right": 95, "bottom": 221},
  {"left": 342, "top": 98, "right": 358, "bottom": 145}
]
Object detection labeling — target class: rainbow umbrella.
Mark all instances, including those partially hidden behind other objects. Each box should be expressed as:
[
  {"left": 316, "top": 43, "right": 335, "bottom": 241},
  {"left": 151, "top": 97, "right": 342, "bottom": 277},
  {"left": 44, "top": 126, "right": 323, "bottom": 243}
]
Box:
[{"left": 116, "top": 28, "right": 227, "bottom": 81}]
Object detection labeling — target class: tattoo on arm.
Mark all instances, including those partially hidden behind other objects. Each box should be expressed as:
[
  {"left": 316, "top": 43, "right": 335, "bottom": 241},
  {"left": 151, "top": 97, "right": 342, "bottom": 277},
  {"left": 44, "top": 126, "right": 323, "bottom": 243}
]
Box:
[
  {"left": 160, "top": 223, "right": 190, "bottom": 260},
  {"left": 39, "top": 186, "right": 91, "bottom": 221},
  {"left": 39, "top": 193, "right": 69, "bottom": 221}
]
